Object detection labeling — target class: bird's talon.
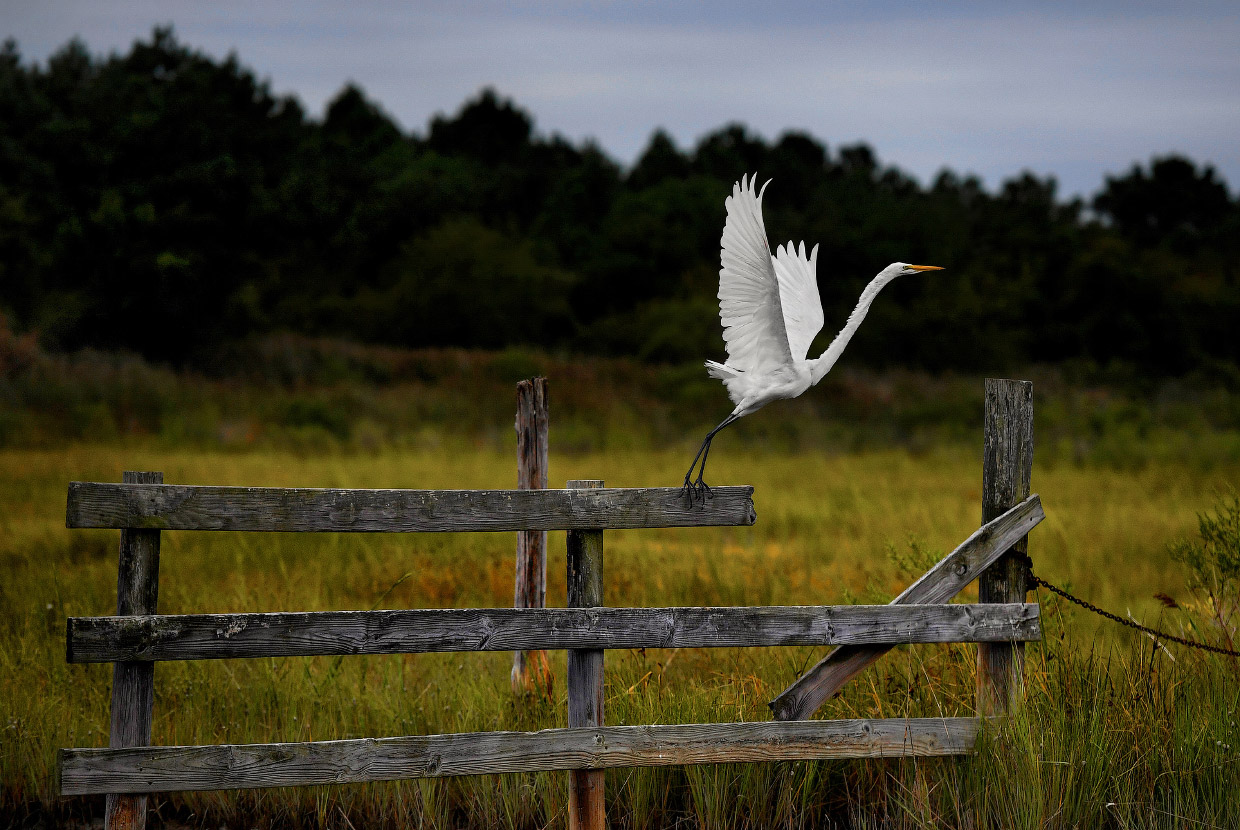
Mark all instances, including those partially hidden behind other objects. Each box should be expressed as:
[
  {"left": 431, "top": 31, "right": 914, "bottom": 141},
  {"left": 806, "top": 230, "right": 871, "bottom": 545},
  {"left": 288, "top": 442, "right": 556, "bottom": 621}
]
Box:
[
  {"left": 681, "top": 478, "right": 699, "bottom": 505},
  {"left": 681, "top": 475, "right": 712, "bottom": 506}
]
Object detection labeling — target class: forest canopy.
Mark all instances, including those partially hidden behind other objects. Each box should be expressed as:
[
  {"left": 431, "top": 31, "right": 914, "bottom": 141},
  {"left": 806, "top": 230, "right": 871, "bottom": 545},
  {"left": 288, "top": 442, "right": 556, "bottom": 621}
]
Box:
[{"left": 1, "top": 29, "right": 1238, "bottom": 376}]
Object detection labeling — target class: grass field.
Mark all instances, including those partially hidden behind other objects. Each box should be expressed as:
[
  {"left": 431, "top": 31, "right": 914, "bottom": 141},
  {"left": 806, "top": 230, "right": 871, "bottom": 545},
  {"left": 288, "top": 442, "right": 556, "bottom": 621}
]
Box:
[{"left": 3, "top": 439, "right": 1239, "bottom": 828}]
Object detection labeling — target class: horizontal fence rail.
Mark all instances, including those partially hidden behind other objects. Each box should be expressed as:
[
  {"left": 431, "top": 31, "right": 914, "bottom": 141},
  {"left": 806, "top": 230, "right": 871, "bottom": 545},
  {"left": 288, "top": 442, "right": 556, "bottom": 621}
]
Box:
[
  {"left": 61, "top": 717, "right": 981, "bottom": 795},
  {"left": 66, "top": 484, "right": 756, "bottom": 533},
  {"left": 67, "top": 603, "right": 1041, "bottom": 662}
]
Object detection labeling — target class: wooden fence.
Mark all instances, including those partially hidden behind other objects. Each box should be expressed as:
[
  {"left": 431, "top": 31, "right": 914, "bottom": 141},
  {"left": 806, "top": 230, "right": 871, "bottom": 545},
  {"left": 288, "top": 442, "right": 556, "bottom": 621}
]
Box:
[{"left": 59, "top": 379, "right": 1043, "bottom": 830}]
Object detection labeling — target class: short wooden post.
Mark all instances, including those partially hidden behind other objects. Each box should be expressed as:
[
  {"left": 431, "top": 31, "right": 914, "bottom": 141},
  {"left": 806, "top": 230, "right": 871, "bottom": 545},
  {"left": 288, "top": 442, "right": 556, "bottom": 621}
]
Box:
[
  {"left": 566, "top": 479, "right": 605, "bottom": 830},
  {"left": 512, "top": 377, "right": 551, "bottom": 695},
  {"left": 977, "top": 380, "right": 1033, "bottom": 716},
  {"left": 105, "top": 471, "right": 162, "bottom": 830}
]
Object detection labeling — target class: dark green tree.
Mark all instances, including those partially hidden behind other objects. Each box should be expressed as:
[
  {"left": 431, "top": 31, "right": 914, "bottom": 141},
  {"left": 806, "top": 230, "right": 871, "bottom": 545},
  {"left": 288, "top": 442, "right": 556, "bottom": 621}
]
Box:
[
  {"left": 1095, "top": 156, "right": 1234, "bottom": 252},
  {"left": 1, "top": 30, "right": 1238, "bottom": 377}
]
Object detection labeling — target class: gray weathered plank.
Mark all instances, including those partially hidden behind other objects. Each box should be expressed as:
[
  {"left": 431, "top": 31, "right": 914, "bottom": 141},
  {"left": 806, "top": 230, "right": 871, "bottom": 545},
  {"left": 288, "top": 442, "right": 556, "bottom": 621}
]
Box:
[
  {"left": 977, "top": 379, "right": 1035, "bottom": 716},
  {"left": 106, "top": 471, "right": 162, "bottom": 830},
  {"left": 67, "top": 603, "right": 1042, "bottom": 663},
  {"left": 66, "top": 483, "right": 756, "bottom": 532},
  {"left": 566, "top": 479, "right": 605, "bottom": 830},
  {"left": 769, "top": 494, "right": 1044, "bottom": 721},
  {"left": 60, "top": 717, "right": 981, "bottom": 795},
  {"left": 512, "top": 377, "right": 551, "bottom": 694}
]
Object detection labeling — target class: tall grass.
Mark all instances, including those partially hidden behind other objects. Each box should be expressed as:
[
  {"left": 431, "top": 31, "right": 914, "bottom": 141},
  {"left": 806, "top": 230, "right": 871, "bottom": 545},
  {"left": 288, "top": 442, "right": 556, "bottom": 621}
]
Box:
[
  {"left": 6, "top": 330, "right": 1240, "bottom": 472},
  {"left": 3, "top": 442, "right": 1238, "bottom": 827}
]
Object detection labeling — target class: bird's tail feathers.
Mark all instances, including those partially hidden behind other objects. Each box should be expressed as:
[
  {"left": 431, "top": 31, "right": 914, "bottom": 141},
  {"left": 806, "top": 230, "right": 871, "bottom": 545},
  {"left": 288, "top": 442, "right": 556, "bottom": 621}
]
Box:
[
  {"left": 704, "top": 360, "right": 745, "bottom": 405},
  {"left": 704, "top": 359, "right": 733, "bottom": 378}
]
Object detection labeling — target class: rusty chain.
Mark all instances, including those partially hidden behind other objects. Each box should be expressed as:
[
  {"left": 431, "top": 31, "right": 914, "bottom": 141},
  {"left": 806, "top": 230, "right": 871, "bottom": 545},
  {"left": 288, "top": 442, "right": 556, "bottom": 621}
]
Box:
[{"left": 1017, "top": 554, "right": 1240, "bottom": 658}]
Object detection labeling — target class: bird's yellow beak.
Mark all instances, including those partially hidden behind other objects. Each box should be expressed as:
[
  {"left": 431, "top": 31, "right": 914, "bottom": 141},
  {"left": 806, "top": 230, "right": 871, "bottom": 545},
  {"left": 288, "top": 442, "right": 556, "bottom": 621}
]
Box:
[{"left": 906, "top": 264, "right": 944, "bottom": 271}]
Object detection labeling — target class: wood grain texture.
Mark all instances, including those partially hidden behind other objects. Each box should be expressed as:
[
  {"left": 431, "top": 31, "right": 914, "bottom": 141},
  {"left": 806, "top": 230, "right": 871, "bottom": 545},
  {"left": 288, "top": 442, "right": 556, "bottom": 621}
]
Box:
[
  {"left": 565, "top": 479, "right": 605, "bottom": 830},
  {"left": 60, "top": 717, "right": 981, "bottom": 795},
  {"left": 512, "top": 378, "right": 551, "bottom": 695},
  {"left": 769, "top": 494, "right": 1044, "bottom": 721},
  {"left": 977, "top": 379, "right": 1035, "bottom": 716},
  {"left": 67, "top": 603, "right": 1042, "bottom": 663},
  {"left": 66, "top": 483, "right": 756, "bottom": 532},
  {"left": 106, "top": 471, "right": 161, "bottom": 830}
]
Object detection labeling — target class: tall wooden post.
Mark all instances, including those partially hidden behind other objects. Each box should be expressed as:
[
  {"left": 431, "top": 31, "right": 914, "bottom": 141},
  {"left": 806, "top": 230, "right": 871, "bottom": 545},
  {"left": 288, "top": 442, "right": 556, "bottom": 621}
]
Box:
[
  {"left": 977, "top": 380, "right": 1034, "bottom": 716},
  {"left": 105, "top": 471, "right": 162, "bottom": 830},
  {"left": 512, "top": 377, "right": 551, "bottom": 694},
  {"left": 566, "top": 479, "right": 605, "bottom": 830}
]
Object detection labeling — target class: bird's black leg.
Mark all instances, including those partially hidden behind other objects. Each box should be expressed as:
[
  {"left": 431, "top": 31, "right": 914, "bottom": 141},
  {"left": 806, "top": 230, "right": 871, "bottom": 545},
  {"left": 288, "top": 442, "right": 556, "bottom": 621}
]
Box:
[
  {"left": 695, "top": 437, "right": 718, "bottom": 499},
  {"left": 682, "top": 413, "right": 740, "bottom": 504},
  {"left": 681, "top": 435, "right": 713, "bottom": 502}
]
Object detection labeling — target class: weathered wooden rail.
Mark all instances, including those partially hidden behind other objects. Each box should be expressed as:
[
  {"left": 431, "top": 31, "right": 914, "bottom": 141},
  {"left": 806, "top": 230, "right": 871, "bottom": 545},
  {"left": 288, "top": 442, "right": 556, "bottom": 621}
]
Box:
[
  {"left": 62, "top": 718, "right": 982, "bottom": 796},
  {"left": 68, "top": 602, "right": 1040, "bottom": 662},
  {"left": 65, "top": 482, "right": 757, "bottom": 532},
  {"left": 59, "top": 378, "right": 1042, "bottom": 830}
]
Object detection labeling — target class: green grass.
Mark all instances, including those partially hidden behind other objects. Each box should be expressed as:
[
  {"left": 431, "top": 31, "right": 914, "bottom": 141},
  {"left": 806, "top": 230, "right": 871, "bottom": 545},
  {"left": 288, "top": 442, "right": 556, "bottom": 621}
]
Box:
[
  {"left": 3, "top": 441, "right": 1239, "bottom": 828},
  {"left": 8, "top": 334, "right": 1240, "bottom": 471}
]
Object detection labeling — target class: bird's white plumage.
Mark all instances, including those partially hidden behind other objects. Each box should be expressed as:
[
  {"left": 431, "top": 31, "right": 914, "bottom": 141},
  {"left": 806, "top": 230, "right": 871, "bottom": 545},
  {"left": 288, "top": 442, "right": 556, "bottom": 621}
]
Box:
[
  {"left": 686, "top": 173, "right": 941, "bottom": 500},
  {"left": 772, "top": 241, "right": 823, "bottom": 360},
  {"left": 717, "top": 175, "right": 793, "bottom": 374}
]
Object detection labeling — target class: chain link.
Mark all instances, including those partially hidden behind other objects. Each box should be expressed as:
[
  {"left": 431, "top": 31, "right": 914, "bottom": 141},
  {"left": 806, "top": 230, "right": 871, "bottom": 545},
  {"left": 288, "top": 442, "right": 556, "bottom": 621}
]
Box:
[{"left": 1018, "top": 555, "right": 1240, "bottom": 658}]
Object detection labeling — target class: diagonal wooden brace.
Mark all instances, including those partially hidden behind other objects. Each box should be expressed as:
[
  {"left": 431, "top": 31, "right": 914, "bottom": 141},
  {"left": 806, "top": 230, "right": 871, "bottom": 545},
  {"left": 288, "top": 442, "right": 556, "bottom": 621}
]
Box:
[{"left": 768, "top": 494, "right": 1044, "bottom": 721}]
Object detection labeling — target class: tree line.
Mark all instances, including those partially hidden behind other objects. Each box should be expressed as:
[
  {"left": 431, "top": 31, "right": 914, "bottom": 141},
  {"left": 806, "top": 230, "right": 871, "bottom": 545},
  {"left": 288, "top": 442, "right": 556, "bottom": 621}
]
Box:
[{"left": 2, "top": 29, "right": 1238, "bottom": 375}]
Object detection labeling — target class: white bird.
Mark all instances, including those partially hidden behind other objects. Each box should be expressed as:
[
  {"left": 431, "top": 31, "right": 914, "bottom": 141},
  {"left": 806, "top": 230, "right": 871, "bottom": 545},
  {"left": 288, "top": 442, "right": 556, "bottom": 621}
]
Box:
[{"left": 683, "top": 174, "right": 943, "bottom": 502}]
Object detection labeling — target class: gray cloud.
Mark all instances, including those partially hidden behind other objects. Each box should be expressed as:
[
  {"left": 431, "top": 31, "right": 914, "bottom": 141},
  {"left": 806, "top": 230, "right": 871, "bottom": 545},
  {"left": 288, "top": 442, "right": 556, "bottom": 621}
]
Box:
[{"left": 8, "top": 1, "right": 1239, "bottom": 196}]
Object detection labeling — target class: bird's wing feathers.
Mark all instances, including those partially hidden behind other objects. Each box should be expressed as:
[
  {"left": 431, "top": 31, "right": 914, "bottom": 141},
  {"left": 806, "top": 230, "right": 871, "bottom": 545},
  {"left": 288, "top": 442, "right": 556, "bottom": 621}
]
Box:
[
  {"left": 772, "top": 241, "right": 824, "bottom": 360},
  {"left": 717, "top": 175, "right": 794, "bottom": 373}
]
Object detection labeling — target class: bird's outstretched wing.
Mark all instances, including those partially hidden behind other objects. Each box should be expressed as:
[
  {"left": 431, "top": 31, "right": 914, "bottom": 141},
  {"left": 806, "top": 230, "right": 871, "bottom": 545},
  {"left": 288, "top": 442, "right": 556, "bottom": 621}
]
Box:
[
  {"left": 772, "top": 241, "right": 823, "bottom": 360},
  {"left": 717, "top": 175, "right": 793, "bottom": 373}
]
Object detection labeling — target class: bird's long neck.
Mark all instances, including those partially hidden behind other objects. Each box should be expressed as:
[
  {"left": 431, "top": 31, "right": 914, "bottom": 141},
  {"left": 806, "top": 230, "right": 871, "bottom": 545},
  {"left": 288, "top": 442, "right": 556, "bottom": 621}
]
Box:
[{"left": 808, "top": 272, "right": 895, "bottom": 385}]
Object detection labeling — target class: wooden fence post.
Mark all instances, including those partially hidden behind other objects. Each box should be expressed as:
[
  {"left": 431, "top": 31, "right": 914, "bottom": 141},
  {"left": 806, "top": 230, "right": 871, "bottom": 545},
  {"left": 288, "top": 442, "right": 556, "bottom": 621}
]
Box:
[
  {"left": 566, "top": 479, "right": 605, "bottom": 830},
  {"left": 512, "top": 377, "right": 551, "bottom": 695},
  {"left": 105, "top": 471, "right": 162, "bottom": 830},
  {"left": 977, "top": 380, "right": 1033, "bottom": 716}
]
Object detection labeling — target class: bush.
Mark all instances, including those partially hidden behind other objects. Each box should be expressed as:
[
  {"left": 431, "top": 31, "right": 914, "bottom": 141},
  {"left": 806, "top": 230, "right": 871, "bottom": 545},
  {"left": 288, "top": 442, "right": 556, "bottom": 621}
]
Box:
[{"left": 1169, "top": 491, "right": 1240, "bottom": 647}]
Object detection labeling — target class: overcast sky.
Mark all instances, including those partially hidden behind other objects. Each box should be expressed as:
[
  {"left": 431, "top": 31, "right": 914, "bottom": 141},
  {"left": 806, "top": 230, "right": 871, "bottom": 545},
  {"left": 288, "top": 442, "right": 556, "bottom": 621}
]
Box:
[{"left": 7, "top": 1, "right": 1239, "bottom": 198}]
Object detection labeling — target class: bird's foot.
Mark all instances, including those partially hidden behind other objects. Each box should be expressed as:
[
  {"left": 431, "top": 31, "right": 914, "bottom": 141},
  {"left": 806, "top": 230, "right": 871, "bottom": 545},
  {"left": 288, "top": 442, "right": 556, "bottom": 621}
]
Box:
[
  {"left": 681, "top": 475, "right": 713, "bottom": 506},
  {"left": 681, "top": 474, "right": 700, "bottom": 506}
]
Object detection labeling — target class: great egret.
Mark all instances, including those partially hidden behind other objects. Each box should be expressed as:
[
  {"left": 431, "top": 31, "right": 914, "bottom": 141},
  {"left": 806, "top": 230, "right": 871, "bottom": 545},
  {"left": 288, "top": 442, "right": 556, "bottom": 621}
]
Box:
[{"left": 683, "top": 174, "right": 943, "bottom": 502}]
